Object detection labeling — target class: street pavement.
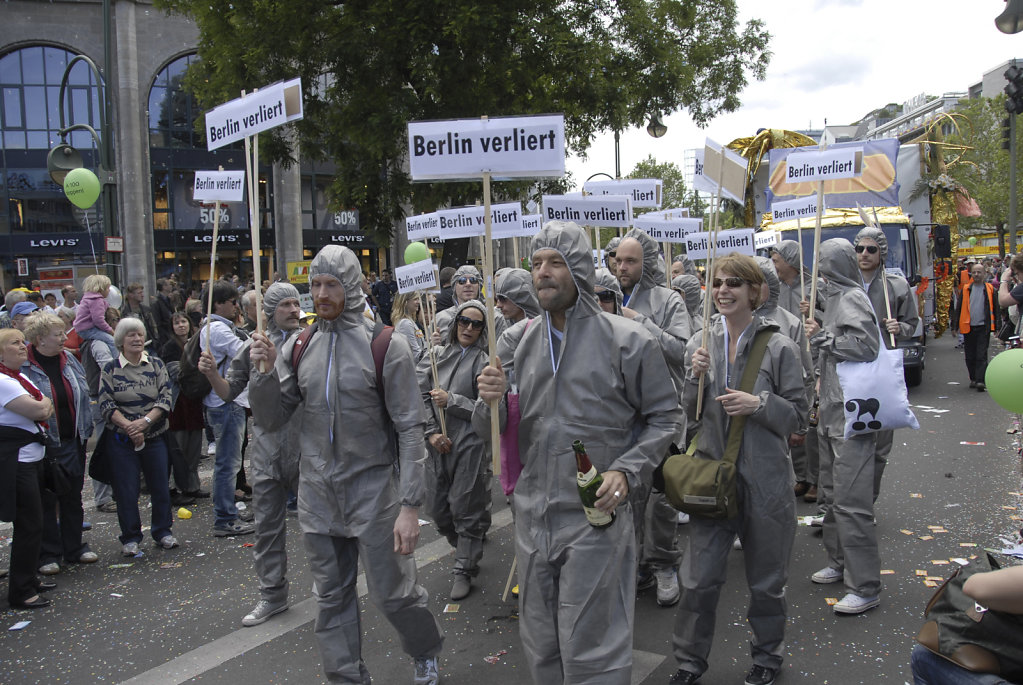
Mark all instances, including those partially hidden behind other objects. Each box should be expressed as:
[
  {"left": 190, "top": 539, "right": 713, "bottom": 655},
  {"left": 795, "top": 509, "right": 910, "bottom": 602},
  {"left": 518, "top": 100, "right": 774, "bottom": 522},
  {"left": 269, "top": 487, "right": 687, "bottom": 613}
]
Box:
[{"left": 1, "top": 331, "right": 1021, "bottom": 685}]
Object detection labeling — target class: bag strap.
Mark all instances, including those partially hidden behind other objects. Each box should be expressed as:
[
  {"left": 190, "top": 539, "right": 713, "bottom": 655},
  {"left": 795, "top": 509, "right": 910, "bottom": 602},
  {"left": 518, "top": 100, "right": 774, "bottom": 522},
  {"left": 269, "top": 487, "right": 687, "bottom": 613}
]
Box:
[
  {"left": 291, "top": 322, "right": 318, "bottom": 371},
  {"left": 721, "top": 328, "right": 774, "bottom": 465},
  {"left": 291, "top": 321, "right": 392, "bottom": 405}
]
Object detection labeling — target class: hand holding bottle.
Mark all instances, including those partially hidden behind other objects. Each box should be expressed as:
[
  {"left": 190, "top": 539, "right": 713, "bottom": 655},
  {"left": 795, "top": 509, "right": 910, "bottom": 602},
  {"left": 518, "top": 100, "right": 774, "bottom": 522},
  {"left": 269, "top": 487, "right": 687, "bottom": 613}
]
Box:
[{"left": 594, "top": 470, "right": 628, "bottom": 514}]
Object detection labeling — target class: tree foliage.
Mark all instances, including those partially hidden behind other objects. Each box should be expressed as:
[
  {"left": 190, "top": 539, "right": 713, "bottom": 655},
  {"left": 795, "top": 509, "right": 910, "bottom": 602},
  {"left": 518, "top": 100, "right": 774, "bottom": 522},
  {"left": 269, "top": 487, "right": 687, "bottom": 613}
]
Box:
[
  {"left": 627, "top": 155, "right": 704, "bottom": 215},
  {"left": 157, "top": 0, "right": 771, "bottom": 246}
]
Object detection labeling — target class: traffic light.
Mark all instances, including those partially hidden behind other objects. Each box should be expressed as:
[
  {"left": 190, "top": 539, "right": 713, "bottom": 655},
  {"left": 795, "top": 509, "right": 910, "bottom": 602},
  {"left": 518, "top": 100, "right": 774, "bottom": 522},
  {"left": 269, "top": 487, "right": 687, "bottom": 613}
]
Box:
[
  {"left": 1005, "top": 116, "right": 1013, "bottom": 151},
  {"left": 1005, "top": 65, "right": 1023, "bottom": 114}
]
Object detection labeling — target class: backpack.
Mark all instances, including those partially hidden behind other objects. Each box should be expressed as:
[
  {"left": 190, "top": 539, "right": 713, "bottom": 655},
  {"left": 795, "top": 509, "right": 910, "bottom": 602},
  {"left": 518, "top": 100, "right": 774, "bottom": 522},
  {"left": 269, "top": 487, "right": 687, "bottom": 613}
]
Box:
[
  {"left": 291, "top": 321, "right": 393, "bottom": 403},
  {"left": 177, "top": 331, "right": 212, "bottom": 400}
]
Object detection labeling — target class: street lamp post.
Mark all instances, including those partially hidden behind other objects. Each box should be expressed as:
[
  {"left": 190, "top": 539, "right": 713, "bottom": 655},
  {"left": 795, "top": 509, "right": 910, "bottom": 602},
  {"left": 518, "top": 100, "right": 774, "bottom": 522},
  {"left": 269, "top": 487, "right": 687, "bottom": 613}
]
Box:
[{"left": 45, "top": 53, "right": 118, "bottom": 281}]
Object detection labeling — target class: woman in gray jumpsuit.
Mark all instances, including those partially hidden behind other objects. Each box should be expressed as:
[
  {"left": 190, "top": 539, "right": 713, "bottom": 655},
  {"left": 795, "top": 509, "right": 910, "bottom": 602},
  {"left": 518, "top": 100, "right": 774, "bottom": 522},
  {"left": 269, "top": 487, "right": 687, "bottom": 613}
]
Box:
[{"left": 670, "top": 253, "right": 807, "bottom": 685}]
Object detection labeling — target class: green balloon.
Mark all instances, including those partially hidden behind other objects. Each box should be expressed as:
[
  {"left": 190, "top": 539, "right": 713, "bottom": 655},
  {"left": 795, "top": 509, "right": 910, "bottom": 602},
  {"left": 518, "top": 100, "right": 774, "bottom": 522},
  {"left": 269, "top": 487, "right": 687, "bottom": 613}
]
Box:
[
  {"left": 404, "top": 241, "right": 431, "bottom": 264},
  {"left": 63, "top": 168, "right": 101, "bottom": 209},
  {"left": 985, "top": 349, "right": 1023, "bottom": 413},
  {"left": 968, "top": 236, "right": 978, "bottom": 246}
]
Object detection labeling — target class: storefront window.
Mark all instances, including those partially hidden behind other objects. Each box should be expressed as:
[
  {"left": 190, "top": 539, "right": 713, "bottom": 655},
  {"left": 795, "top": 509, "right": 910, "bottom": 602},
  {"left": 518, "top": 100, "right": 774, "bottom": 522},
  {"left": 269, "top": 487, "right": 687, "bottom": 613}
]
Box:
[
  {"left": 148, "top": 54, "right": 205, "bottom": 150},
  {"left": 301, "top": 172, "right": 359, "bottom": 231}
]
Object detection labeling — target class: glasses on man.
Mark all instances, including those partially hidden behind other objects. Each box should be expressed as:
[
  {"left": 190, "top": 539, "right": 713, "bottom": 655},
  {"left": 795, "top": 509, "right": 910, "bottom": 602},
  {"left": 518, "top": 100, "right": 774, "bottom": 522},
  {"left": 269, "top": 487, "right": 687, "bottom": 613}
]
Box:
[
  {"left": 712, "top": 277, "right": 747, "bottom": 289},
  {"left": 455, "top": 315, "right": 485, "bottom": 331},
  {"left": 854, "top": 245, "right": 879, "bottom": 254},
  {"left": 455, "top": 276, "right": 480, "bottom": 285},
  {"left": 495, "top": 294, "right": 509, "bottom": 303},
  {"left": 595, "top": 290, "right": 617, "bottom": 303}
]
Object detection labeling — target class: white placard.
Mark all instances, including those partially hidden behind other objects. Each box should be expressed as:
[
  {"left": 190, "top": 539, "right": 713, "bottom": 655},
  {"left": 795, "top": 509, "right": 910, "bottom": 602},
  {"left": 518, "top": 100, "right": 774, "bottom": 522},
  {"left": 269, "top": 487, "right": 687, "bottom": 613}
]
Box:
[
  {"left": 406, "top": 212, "right": 441, "bottom": 241},
  {"left": 582, "top": 179, "right": 663, "bottom": 208},
  {"left": 541, "top": 195, "right": 633, "bottom": 228},
  {"left": 193, "top": 170, "right": 246, "bottom": 203},
  {"left": 521, "top": 214, "right": 543, "bottom": 235},
  {"left": 640, "top": 206, "right": 690, "bottom": 220},
  {"left": 784, "top": 147, "right": 862, "bottom": 183},
  {"left": 702, "top": 139, "right": 748, "bottom": 204},
  {"left": 692, "top": 150, "right": 719, "bottom": 195},
  {"left": 205, "top": 78, "right": 304, "bottom": 151},
  {"left": 770, "top": 195, "right": 820, "bottom": 223},
  {"left": 754, "top": 231, "right": 780, "bottom": 251},
  {"left": 435, "top": 203, "right": 524, "bottom": 239},
  {"left": 684, "top": 229, "right": 756, "bottom": 260},
  {"left": 632, "top": 216, "right": 703, "bottom": 243},
  {"left": 395, "top": 260, "right": 438, "bottom": 293},
  {"left": 408, "top": 115, "right": 565, "bottom": 181},
  {"left": 592, "top": 249, "right": 605, "bottom": 269}
]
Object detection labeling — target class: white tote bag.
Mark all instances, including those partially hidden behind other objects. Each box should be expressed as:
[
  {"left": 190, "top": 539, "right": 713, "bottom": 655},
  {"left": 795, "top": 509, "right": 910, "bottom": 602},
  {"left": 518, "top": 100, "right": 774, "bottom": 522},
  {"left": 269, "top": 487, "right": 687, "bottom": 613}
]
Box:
[{"left": 836, "top": 347, "right": 920, "bottom": 439}]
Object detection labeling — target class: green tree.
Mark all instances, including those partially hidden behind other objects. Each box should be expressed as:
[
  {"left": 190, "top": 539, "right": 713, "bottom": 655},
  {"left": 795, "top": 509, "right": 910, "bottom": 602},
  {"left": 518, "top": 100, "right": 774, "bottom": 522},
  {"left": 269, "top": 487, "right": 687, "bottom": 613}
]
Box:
[{"left": 157, "top": 0, "right": 770, "bottom": 245}]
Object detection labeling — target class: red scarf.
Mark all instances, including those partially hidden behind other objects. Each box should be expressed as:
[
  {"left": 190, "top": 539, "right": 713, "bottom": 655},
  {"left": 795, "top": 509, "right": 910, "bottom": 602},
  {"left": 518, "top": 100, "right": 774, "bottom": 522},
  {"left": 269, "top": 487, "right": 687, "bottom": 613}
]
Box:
[{"left": 0, "top": 361, "right": 43, "bottom": 400}]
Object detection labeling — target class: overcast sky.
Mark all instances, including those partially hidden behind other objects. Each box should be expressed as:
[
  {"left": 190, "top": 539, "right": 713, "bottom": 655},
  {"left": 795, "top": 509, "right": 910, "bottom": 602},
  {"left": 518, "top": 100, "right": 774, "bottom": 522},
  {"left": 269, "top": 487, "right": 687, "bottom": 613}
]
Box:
[{"left": 566, "top": 0, "right": 1023, "bottom": 187}]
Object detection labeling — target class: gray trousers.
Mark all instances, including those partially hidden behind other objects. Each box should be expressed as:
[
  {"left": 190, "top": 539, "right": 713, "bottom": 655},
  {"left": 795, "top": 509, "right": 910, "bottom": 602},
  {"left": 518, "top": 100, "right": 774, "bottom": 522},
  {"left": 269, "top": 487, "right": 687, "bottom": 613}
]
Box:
[
  {"left": 818, "top": 427, "right": 881, "bottom": 597},
  {"left": 790, "top": 427, "right": 820, "bottom": 485},
  {"left": 872, "top": 429, "right": 894, "bottom": 503},
  {"left": 303, "top": 523, "right": 443, "bottom": 684},
  {"left": 633, "top": 484, "right": 681, "bottom": 571},
  {"left": 251, "top": 460, "right": 299, "bottom": 603},
  {"left": 518, "top": 505, "right": 635, "bottom": 685},
  {"left": 427, "top": 444, "right": 492, "bottom": 576},
  {"left": 672, "top": 479, "right": 795, "bottom": 677}
]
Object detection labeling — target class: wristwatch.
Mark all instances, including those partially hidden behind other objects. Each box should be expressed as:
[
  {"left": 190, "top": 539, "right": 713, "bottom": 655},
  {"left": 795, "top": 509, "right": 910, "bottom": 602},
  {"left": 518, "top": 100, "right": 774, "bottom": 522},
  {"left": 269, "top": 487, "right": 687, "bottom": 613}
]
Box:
[{"left": 143, "top": 416, "right": 152, "bottom": 425}]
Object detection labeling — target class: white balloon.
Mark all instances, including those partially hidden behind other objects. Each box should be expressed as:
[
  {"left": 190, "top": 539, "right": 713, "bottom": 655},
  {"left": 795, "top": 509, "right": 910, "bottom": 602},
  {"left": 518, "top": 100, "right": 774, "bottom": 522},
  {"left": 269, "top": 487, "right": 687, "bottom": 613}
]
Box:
[{"left": 106, "top": 284, "right": 122, "bottom": 309}]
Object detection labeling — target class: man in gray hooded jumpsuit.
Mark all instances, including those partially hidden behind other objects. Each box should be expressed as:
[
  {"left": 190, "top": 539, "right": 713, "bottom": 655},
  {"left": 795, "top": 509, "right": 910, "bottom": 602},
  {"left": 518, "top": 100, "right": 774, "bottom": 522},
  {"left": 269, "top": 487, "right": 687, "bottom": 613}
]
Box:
[
  {"left": 199, "top": 282, "right": 304, "bottom": 627},
  {"left": 853, "top": 226, "right": 920, "bottom": 502},
  {"left": 476, "top": 220, "right": 681, "bottom": 684},
  {"left": 616, "top": 228, "right": 692, "bottom": 606},
  {"left": 433, "top": 264, "right": 483, "bottom": 342},
  {"left": 805, "top": 239, "right": 883, "bottom": 615},
  {"left": 248, "top": 245, "right": 444, "bottom": 684},
  {"left": 495, "top": 268, "right": 540, "bottom": 325}
]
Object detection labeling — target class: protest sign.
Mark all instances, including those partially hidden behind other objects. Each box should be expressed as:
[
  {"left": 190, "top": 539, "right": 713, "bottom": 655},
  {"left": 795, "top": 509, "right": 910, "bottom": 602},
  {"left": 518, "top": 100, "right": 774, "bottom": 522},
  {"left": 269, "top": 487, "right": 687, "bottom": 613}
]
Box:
[
  {"left": 754, "top": 230, "right": 780, "bottom": 251},
  {"left": 633, "top": 215, "right": 703, "bottom": 243},
  {"left": 406, "top": 212, "right": 440, "bottom": 241},
  {"left": 193, "top": 170, "right": 246, "bottom": 203},
  {"left": 541, "top": 195, "right": 633, "bottom": 228},
  {"left": 395, "top": 260, "right": 438, "bottom": 294},
  {"left": 767, "top": 138, "right": 898, "bottom": 209},
  {"left": 783, "top": 147, "right": 862, "bottom": 183},
  {"left": 582, "top": 179, "right": 662, "bottom": 208},
  {"left": 205, "top": 78, "right": 303, "bottom": 151},
  {"left": 434, "top": 203, "right": 524, "bottom": 239},
  {"left": 521, "top": 214, "right": 543, "bottom": 235},
  {"left": 771, "top": 195, "right": 820, "bottom": 223},
  {"left": 701, "top": 140, "right": 748, "bottom": 204},
  {"left": 408, "top": 115, "right": 565, "bottom": 180},
  {"left": 684, "top": 229, "right": 756, "bottom": 260}
]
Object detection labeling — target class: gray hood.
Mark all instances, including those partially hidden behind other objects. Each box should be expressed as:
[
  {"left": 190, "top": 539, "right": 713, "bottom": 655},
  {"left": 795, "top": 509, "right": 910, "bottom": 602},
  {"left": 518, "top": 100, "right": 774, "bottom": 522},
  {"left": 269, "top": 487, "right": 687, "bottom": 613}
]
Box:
[
  {"left": 446, "top": 299, "right": 489, "bottom": 349},
  {"left": 308, "top": 245, "right": 366, "bottom": 329},
  {"left": 671, "top": 275, "right": 703, "bottom": 317},
  {"left": 775, "top": 240, "right": 803, "bottom": 272},
  {"left": 673, "top": 255, "right": 698, "bottom": 277},
  {"left": 754, "top": 256, "right": 780, "bottom": 310},
  {"left": 496, "top": 268, "right": 540, "bottom": 318},
  {"left": 453, "top": 264, "right": 481, "bottom": 281},
  {"left": 530, "top": 221, "right": 600, "bottom": 319},
  {"left": 263, "top": 282, "right": 300, "bottom": 334},
  {"left": 623, "top": 228, "right": 661, "bottom": 290},
  {"left": 818, "top": 238, "right": 863, "bottom": 291},
  {"left": 854, "top": 226, "right": 888, "bottom": 260},
  {"left": 594, "top": 267, "right": 623, "bottom": 313}
]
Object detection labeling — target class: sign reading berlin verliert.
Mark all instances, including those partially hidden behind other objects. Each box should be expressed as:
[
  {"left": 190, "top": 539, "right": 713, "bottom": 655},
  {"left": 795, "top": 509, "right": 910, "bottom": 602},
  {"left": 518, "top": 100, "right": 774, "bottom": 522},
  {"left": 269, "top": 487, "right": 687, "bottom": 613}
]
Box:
[{"left": 205, "top": 78, "right": 304, "bottom": 151}]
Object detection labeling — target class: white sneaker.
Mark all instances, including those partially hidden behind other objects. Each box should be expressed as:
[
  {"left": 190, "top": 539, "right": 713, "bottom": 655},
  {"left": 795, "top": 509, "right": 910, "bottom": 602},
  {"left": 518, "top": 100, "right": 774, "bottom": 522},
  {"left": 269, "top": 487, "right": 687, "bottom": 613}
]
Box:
[
  {"left": 833, "top": 592, "right": 880, "bottom": 614},
  {"left": 206, "top": 441, "right": 217, "bottom": 456},
  {"left": 38, "top": 562, "right": 60, "bottom": 575},
  {"left": 811, "top": 566, "right": 843, "bottom": 584},
  {"left": 159, "top": 535, "right": 179, "bottom": 549},
  {"left": 242, "top": 599, "right": 288, "bottom": 627},
  {"left": 808, "top": 514, "right": 824, "bottom": 527},
  {"left": 654, "top": 567, "right": 680, "bottom": 607},
  {"left": 122, "top": 542, "right": 141, "bottom": 557},
  {"left": 413, "top": 656, "right": 440, "bottom": 685},
  {"left": 732, "top": 536, "right": 743, "bottom": 550}
]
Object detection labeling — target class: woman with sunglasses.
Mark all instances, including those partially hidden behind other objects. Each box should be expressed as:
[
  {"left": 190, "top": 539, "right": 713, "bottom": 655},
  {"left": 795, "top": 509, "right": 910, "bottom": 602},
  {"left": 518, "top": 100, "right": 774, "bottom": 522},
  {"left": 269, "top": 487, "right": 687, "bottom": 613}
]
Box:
[
  {"left": 670, "top": 253, "right": 807, "bottom": 685},
  {"left": 417, "top": 299, "right": 492, "bottom": 601},
  {"left": 431, "top": 265, "right": 482, "bottom": 344},
  {"left": 594, "top": 267, "right": 624, "bottom": 314}
]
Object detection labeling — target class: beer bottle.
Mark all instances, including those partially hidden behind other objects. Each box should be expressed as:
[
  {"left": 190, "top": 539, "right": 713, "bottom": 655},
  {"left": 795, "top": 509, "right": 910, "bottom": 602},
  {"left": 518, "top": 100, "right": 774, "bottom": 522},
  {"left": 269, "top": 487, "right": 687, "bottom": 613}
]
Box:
[{"left": 572, "top": 440, "right": 614, "bottom": 528}]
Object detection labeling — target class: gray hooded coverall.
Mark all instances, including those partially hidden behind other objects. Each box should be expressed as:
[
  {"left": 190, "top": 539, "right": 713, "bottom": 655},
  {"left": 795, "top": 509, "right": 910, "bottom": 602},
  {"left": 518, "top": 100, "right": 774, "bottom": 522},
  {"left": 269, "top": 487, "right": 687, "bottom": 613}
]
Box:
[
  {"left": 249, "top": 245, "right": 443, "bottom": 683},
  {"left": 476, "top": 220, "right": 681, "bottom": 684},
  {"left": 812, "top": 239, "right": 882, "bottom": 600}
]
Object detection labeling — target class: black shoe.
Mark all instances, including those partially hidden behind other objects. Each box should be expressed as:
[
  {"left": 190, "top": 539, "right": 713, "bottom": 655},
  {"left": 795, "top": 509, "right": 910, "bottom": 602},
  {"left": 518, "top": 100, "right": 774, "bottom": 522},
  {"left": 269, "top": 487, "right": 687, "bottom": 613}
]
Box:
[
  {"left": 13, "top": 595, "right": 51, "bottom": 609},
  {"left": 36, "top": 581, "right": 57, "bottom": 592},
  {"left": 969, "top": 381, "right": 977, "bottom": 388},
  {"left": 668, "top": 669, "right": 700, "bottom": 685},
  {"left": 744, "top": 665, "right": 777, "bottom": 685},
  {"left": 977, "top": 382, "right": 986, "bottom": 392},
  {"left": 171, "top": 492, "right": 196, "bottom": 506},
  {"left": 185, "top": 489, "right": 211, "bottom": 499}
]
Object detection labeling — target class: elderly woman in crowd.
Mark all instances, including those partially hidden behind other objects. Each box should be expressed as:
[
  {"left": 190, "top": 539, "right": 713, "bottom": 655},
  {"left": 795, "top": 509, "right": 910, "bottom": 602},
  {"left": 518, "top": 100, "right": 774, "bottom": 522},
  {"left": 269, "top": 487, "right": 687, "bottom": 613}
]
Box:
[
  {"left": 417, "top": 299, "right": 492, "bottom": 601},
  {"left": 0, "top": 328, "right": 56, "bottom": 609},
  {"left": 20, "top": 311, "right": 98, "bottom": 576},
  {"left": 98, "top": 317, "right": 177, "bottom": 556},
  {"left": 671, "top": 253, "right": 807, "bottom": 685}
]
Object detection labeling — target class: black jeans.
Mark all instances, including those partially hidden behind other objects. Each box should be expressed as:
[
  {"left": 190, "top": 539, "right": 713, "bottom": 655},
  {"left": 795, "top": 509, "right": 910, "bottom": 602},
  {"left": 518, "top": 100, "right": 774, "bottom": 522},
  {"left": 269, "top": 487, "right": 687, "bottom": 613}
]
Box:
[
  {"left": 963, "top": 325, "right": 991, "bottom": 382},
  {"left": 9, "top": 461, "right": 44, "bottom": 605},
  {"left": 40, "top": 439, "right": 89, "bottom": 565}
]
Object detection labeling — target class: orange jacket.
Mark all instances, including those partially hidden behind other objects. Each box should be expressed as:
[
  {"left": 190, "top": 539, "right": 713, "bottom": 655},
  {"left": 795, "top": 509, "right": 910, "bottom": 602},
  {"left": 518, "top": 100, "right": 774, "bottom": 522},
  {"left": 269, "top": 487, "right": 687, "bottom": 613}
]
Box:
[{"left": 958, "top": 281, "right": 995, "bottom": 334}]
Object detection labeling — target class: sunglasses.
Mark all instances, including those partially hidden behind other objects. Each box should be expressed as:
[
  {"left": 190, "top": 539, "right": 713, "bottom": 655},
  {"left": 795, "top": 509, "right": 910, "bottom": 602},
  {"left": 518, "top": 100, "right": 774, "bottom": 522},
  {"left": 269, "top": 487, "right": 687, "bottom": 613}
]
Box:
[
  {"left": 712, "top": 277, "right": 747, "bottom": 289},
  {"left": 495, "top": 294, "right": 509, "bottom": 303},
  {"left": 595, "top": 290, "right": 617, "bottom": 303},
  {"left": 455, "top": 276, "right": 480, "bottom": 285},
  {"left": 455, "top": 315, "right": 485, "bottom": 331},
  {"left": 854, "top": 245, "right": 879, "bottom": 254}
]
